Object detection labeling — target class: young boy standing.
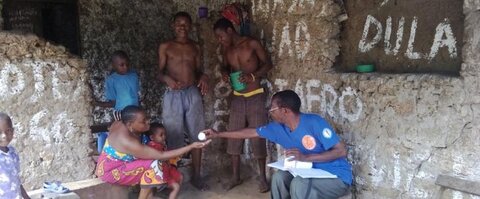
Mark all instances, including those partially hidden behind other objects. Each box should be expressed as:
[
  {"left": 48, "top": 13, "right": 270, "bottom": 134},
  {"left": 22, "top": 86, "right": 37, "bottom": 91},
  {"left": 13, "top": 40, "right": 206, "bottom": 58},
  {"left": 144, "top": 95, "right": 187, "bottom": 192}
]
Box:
[
  {"left": 0, "top": 112, "right": 30, "bottom": 199},
  {"left": 96, "top": 50, "right": 140, "bottom": 111},
  {"left": 213, "top": 18, "right": 273, "bottom": 193}
]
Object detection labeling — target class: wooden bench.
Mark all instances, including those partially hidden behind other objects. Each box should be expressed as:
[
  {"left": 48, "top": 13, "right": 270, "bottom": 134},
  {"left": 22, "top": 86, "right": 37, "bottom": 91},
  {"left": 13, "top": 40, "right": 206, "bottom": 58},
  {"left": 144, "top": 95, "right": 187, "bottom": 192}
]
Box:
[
  {"left": 435, "top": 174, "right": 480, "bottom": 197},
  {"left": 28, "top": 178, "right": 130, "bottom": 199}
]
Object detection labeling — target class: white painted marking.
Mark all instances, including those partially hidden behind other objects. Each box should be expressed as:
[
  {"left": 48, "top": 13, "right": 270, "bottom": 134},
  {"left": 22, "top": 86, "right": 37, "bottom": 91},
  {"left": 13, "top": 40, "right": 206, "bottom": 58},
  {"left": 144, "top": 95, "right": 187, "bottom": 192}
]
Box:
[
  {"left": 306, "top": 80, "right": 321, "bottom": 112},
  {"left": 321, "top": 84, "right": 338, "bottom": 119},
  {"left": 393, "top": 152, "right": 401, "bottom": 188},
  {"left": 0, "top": 63, "right": 26, "bottom": 97},
  {"left": 359, "top": 15, "right": 383, "bottom": 53},
  {"left": 338, "top": 87, "right": 363, "bottom": 122},
  {"left": 384, "top": 16, "right": 405, "bottom": 56},
  {"left": 294, "top": 20, "right": 311, "bottom": 60},
  {"left": 288, "top": 0, "right": 315, "bottom": 13},
  {"left": 274, "top": 79, "right": 289, "bottom": 91},
  {"left": 405, "top": 17, "right": 424, "bottom": 59},
  {"left": 279, "top": 22, "right": 293, "bottom": 57},
  {"left": 428, "top": 18, "right": 457, "bottom": 60}
]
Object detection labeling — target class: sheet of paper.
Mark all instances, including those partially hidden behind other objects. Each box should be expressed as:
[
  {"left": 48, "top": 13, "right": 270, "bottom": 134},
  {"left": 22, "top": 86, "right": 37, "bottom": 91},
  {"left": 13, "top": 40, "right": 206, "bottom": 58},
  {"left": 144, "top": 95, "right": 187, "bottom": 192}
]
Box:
[
  {"left": 268, "top": 160, "right": 338, "bottom": 179},
  {"left": 267, "top": 160, "right": 289, "bottom": 171}
]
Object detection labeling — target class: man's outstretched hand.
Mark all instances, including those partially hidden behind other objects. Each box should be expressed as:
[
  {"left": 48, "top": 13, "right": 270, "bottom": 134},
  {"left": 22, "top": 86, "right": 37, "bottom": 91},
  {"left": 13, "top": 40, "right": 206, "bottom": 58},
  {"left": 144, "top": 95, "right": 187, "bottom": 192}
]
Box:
[{"left": 203, "top": 129, "right": 219, "bottom": 139}]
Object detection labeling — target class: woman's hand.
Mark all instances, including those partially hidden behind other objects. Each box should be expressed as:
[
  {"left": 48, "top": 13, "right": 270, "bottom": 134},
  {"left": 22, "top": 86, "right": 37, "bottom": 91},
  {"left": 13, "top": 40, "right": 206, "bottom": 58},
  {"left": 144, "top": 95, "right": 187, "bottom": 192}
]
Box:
[{"left": 190, "top": 140, "right": 212, "bottom": 149}]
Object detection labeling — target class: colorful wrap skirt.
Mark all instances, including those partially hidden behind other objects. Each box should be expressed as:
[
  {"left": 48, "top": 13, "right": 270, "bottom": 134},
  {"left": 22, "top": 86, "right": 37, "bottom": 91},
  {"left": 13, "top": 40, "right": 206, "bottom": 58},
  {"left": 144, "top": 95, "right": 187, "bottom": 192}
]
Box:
[{"left": 96, "top": 152, "right": 167, "bottom": 188}]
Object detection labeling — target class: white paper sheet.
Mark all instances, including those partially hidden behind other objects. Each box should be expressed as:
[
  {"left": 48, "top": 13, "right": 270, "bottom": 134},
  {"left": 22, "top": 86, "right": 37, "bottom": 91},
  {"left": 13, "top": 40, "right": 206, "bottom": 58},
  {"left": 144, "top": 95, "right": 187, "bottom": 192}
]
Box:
[{"left": 267, "top": 160, "right": 338, "bottom": 179}]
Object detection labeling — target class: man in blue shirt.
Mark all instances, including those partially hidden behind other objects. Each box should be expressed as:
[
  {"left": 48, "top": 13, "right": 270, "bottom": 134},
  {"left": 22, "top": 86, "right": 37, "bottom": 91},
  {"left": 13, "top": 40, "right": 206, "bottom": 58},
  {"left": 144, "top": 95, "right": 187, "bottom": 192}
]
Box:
[{"left": 205, "top": 90, "right": 351, "bottom": 199}]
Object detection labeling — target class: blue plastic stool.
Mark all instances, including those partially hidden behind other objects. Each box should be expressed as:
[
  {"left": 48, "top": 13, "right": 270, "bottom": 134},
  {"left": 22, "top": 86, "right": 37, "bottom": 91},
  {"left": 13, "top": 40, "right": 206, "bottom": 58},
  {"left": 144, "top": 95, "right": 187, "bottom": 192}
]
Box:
[
  {"left": 141, "top": 134, "right": 150, "bottom": 144},
  {"left": 97, "top": 132, "right": 108, "bottom": 153}
]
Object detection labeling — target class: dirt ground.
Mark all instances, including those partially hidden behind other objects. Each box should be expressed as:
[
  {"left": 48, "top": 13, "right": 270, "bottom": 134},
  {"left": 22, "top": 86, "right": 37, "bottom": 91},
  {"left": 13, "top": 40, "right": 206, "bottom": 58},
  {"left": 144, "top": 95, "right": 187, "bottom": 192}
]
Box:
[{"left": 128, "top": 169, "right": 271, "bottom": 199}]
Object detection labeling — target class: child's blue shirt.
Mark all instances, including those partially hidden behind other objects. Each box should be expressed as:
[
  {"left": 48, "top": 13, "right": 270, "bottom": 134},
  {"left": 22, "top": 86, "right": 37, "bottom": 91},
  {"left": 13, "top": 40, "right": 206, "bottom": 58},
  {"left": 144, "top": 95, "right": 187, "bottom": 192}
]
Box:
[{"left": 105, "top": 70, "right": 140, "bottom": 110}]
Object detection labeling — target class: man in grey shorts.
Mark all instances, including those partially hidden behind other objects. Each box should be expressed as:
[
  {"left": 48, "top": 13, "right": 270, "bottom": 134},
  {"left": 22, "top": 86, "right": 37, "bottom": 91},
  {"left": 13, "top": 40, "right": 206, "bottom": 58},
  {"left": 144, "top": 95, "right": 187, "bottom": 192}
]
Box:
[{"left": 158, "top": 12, "right": 209, "bottom": 190}]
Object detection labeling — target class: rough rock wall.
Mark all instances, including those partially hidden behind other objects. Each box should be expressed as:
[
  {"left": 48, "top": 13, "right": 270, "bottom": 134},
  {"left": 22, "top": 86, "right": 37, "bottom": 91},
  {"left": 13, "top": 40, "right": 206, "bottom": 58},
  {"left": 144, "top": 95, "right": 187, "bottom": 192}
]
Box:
[
  {"left": 78, "top": 0, "right": 175, "bottom": 123},
  {"left": 0, "top": 32, "right": 94, "bottom": 189},
  {"left": 252, "top": 0, "right": 479, "bottom": 198}
]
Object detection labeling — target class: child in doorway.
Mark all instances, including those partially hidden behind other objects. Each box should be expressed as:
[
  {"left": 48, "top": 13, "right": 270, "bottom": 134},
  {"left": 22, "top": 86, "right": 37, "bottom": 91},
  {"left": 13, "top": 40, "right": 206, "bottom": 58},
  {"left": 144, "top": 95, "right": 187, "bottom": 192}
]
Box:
[
  {"left": 95, "top": 50, "right": 144, "bottom": 152},
  {"left": 0, "top": 112, "right": 30, "bottom": 199},
  {"left": 146, "top": 123, "right": 182, "bottom": 199}
]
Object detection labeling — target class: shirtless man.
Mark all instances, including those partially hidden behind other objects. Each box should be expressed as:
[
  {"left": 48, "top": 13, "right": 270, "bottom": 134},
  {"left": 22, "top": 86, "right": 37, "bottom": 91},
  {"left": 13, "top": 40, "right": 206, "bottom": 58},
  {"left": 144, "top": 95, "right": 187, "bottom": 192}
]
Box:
[
  {"left": 158, "top": 11, "right": 209, "bottom": 190},
  {"left": 213, "top": 18, "right": 273, "bottom": 193}
]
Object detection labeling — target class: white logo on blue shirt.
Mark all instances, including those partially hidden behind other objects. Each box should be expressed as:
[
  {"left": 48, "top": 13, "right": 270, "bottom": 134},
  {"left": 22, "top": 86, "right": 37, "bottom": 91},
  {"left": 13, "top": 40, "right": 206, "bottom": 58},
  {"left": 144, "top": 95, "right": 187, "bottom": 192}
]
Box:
[{"left": 322, "top": 128, "right": 332, "bottom": 139}]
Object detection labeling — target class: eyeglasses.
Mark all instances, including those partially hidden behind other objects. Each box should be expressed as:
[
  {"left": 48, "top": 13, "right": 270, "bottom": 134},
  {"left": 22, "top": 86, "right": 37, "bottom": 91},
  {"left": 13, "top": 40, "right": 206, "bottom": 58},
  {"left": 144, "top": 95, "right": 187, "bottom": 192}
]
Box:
[{"left": 268, "top": 107, "right": 281, "bottom": 113}]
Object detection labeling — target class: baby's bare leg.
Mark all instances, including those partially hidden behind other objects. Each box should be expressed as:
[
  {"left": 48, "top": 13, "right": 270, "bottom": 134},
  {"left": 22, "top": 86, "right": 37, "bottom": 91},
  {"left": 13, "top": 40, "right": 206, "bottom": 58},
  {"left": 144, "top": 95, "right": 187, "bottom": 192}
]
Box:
[{"left": 169, "top": 182, "right": 181, "bottom": 199}]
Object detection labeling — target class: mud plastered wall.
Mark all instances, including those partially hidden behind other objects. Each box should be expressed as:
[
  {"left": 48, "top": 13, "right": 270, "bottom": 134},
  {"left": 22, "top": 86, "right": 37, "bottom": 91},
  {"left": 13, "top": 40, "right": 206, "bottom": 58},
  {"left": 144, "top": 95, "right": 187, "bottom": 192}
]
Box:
[
  {"left": 0, "top": 32, "right": 94, "bottom": 189},
  {"left": 252, "top": 0, "right": 479, "bottom": 198},
  {"left": 79, "top": 0, "right": 175, "bottom": 123}
]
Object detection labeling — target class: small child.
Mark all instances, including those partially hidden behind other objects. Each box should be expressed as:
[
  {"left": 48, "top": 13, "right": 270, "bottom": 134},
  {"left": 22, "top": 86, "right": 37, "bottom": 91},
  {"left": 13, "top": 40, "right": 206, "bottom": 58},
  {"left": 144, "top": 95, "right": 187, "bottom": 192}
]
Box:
[
  {"left": 0, "top": 112, "right": 30, "bottom": 199},
  {"left": 147, "top": 123, "right": 182, "bottom": 199},
  {"left": 95, "top": 50, "right": 140, "bottom": 111},
  {"left": 95, "top": 50, "right": 145, "bottom": 152}
]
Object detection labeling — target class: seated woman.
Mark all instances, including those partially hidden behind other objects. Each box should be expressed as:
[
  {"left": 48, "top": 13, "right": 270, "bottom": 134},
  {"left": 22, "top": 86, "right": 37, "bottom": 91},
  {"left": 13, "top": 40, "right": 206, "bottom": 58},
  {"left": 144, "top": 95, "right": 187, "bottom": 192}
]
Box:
[{"left": 96, "top": 105, "right": 210, "bottom": 199}]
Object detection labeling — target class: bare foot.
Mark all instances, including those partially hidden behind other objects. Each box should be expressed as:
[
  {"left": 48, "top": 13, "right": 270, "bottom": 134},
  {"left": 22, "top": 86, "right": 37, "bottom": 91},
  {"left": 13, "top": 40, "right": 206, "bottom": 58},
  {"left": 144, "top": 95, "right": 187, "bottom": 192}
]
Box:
[
  {"left": 223, "top": 178, "right": 243, "bottom": 191},
  {"left": 258, "top": 179, "right": 270, "bottom": 193},
  {"left": 191, "top": 178, "right": 209, "bottom": 191}
]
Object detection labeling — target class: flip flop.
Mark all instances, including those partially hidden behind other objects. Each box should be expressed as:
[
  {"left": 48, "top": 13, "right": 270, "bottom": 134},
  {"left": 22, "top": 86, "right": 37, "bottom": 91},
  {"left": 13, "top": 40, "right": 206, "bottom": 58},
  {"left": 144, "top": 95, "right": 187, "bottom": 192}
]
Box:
[{"left": 43, "top": 181, "right": 70, "bottom": 194}]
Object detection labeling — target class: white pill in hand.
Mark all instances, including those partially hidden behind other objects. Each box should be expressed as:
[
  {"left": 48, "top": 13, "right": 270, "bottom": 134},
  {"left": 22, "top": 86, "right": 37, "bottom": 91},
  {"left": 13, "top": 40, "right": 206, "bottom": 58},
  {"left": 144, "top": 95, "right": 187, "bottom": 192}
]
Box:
[{"left": 198, "top": 132, "right": 206, "bottom": 141}]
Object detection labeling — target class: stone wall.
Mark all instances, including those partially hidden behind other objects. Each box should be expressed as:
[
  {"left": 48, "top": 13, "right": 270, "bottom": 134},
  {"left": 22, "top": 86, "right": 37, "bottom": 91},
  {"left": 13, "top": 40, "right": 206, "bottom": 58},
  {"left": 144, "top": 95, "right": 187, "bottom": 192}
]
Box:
[
  {"left": 252, "top": 0, "right": 480, "bottom": 198},
  {"left": 0, "top": 32, "right": 94, "bottom": 189}
]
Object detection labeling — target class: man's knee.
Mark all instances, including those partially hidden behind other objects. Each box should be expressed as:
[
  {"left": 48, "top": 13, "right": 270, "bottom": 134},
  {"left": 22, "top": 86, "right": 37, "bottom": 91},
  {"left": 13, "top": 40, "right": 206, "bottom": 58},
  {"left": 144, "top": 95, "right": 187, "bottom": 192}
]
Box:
[
  {"left": 290, "top": 177, "right": 306, "bottom": 189},
  {"left": 272, "top": 171, "right": 292, "bottom": 185}
]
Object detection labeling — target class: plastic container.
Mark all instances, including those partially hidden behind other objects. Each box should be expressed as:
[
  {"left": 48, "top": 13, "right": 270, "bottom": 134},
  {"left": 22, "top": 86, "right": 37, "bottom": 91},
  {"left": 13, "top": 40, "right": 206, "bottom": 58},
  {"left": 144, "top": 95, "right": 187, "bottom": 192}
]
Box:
[
  {"left": 198, "top": 7, "right": 208, "bottom": 19},
  {"left": 230, "top": 71, "right": 246, "bottom": 91},
  {"left": 356, "top": 64, "right": 375, "bottom": 73}
]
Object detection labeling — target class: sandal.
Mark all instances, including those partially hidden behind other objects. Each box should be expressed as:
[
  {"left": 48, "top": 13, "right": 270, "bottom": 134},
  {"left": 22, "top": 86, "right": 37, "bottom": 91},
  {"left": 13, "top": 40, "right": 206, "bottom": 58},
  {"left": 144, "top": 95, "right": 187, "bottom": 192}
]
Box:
[{"left": 43, "top": 181, "right": 70, "bottom": 194}]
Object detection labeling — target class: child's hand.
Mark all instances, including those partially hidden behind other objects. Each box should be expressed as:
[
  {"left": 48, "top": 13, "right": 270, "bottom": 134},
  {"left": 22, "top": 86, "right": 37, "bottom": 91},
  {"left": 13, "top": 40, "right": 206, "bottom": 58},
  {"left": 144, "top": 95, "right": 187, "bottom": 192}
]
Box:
[
  {"left": 239, "top": 73, "right": 255, "bottom": 83},
  {"left": 190, "top": 140, "right": 212, "bottom": 149},
  {"left": 222, "top": 73, "right": 230, "bottom": 82}
]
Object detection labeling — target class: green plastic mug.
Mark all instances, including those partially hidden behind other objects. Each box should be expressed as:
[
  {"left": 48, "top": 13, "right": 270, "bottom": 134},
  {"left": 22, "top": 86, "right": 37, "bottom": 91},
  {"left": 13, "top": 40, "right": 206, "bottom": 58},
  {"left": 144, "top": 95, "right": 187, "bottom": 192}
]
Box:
[{"left": 230, "top": 71, "right": 246, "bottom": 91}]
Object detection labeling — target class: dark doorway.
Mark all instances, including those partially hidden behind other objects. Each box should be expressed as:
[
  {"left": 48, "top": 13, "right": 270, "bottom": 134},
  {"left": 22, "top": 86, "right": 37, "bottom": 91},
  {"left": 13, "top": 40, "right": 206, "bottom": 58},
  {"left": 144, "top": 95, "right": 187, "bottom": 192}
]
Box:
[{"left": 3, "top": 0, "right": 81, "bottom": 55}]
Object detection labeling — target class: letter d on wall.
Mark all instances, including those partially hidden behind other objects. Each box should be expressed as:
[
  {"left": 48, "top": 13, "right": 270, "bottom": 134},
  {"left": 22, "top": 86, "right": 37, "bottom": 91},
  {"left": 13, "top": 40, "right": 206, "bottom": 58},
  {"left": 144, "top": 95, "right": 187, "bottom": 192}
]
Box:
[{"left": 358, "top": 15, "right": 383, "bottom": 53}]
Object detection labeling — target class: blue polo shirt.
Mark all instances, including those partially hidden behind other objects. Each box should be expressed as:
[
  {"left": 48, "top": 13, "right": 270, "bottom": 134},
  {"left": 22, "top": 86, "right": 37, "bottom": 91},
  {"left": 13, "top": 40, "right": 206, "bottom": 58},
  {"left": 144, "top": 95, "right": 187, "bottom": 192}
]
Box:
[
  {"left": 257, "top": 113, "right": 352, "bottom": 185},
  {"left": 105, "top": 71, "right": 140, "bottom": 110}
]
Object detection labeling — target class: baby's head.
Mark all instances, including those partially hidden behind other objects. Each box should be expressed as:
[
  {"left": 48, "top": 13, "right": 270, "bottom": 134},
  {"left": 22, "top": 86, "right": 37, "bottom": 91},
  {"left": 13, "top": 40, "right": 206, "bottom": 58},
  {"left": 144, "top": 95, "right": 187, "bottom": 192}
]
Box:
[
  {"left": 111, "top": 50, "right": 130, "bottom": 75},
  {"left": 148, "top": 123, "right": 166, "bottom": 144},
  {"left": 0, "top": 112, "right": 14, "bottom": 147}
]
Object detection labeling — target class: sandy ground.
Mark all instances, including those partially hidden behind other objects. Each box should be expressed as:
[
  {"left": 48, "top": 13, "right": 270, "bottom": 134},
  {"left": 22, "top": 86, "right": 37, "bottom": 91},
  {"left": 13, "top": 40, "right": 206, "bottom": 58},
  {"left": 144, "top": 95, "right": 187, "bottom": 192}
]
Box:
[{"left": 128, "top": 170, "right": 271, "bottom": 199}]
